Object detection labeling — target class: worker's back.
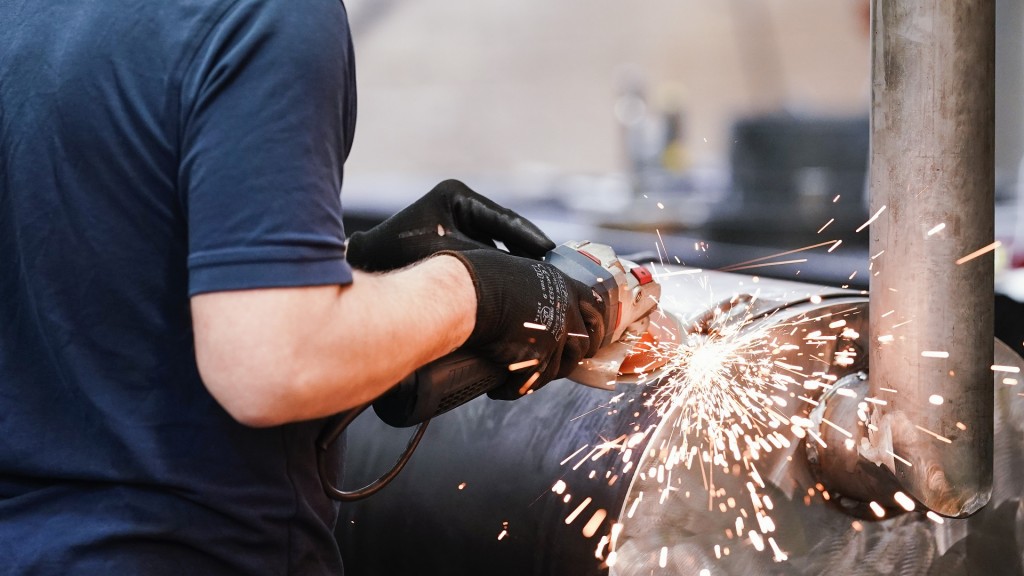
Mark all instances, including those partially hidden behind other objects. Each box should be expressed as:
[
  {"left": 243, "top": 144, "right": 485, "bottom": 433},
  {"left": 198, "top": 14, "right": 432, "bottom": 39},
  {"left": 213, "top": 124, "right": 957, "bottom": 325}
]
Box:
[{"left": 0, "top": 1, "right": 356, "bottom": 573}]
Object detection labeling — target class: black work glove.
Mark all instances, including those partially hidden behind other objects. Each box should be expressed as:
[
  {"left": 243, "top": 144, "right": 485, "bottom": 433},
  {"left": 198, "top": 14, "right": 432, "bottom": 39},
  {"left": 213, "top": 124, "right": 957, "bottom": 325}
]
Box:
[
  {"left": 442, "top": 249, "right": 607, "bottom": 399},
  {"left": 346, "top": 179, "right": 555, "bottom": 272}
]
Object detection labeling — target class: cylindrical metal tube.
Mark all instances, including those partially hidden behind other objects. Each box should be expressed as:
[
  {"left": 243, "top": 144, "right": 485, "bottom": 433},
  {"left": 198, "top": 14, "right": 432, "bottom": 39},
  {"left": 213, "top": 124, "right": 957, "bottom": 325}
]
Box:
[{"left": 869, "top": 0, "right": 995, "bottom": 517}]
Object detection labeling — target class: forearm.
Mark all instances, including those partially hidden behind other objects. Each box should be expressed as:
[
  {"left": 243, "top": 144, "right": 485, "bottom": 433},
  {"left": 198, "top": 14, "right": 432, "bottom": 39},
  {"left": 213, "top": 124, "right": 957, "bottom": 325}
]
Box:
[
  {"left": 192, "top": 254, "right": 476, "bottom": 426},
  {"left": 295, "top": 256, "right": 476, "bottom": 414}
]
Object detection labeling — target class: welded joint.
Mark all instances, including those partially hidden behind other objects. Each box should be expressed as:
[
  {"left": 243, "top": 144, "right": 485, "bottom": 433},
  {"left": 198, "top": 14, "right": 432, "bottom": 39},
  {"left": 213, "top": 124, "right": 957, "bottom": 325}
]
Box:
[
  {"left": 807, "top": 370, "right": 993, "bottom": 519},
  {"left": 805, "top": 372, "right": 912, "bottom": 518}
]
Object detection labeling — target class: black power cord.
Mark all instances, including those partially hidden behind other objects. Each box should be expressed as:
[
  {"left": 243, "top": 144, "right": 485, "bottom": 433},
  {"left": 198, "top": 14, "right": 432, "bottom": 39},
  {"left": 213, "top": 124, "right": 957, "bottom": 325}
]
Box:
[{"left": 316, "top": 404, "right": 430, "bottom": 502}]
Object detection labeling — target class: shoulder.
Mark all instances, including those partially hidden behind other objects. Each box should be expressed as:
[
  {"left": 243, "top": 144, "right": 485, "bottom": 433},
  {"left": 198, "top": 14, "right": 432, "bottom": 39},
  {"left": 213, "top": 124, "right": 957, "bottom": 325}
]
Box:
[
  {"left": 182, "top": 0, "right": 353, "bottom": 98},
  {"left": 201, "top": 0, "right": 351, "bottom": 52}
]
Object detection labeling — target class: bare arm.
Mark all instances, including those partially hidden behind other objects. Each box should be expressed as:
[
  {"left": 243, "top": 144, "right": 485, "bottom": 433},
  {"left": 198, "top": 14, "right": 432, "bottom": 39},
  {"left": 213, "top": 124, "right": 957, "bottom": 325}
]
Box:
[{"left": 191, "top": 254, "right": 475, "bottom": 427}]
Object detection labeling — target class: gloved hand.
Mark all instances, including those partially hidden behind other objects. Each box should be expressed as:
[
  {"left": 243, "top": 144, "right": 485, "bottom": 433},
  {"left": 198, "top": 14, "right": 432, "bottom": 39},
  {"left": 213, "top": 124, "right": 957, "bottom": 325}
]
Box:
[
  {"left": 441, "top": 249, "right": 607, "bottom": 399},
  {"left": 346, "top": 179, "right": 555, "bottom": 272}
]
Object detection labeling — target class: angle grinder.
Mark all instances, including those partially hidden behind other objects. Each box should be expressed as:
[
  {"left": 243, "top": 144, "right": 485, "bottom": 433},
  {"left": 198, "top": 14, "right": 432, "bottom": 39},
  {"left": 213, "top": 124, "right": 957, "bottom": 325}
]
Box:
[{"left": 317, "top": 240, "right": 677, "bottom": 500}]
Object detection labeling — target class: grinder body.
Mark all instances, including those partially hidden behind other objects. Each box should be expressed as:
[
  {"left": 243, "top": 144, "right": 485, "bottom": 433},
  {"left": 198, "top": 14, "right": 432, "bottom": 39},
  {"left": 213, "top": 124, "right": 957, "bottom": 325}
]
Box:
[{"left": 372, "top": 241, "right": 661, "bottom": 427}]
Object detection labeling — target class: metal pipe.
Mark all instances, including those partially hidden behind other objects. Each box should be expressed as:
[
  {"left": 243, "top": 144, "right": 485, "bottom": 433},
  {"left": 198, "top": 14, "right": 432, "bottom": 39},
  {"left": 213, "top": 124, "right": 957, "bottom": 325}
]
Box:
[{"left": 868, "top": 0, "right": 995, "bottom": 517}]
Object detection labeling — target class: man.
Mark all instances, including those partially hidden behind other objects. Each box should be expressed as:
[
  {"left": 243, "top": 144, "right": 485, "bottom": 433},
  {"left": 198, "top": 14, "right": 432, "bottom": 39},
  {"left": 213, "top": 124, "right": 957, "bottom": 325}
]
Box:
[{"left": 0, "top": 1, "right": 604, "bottom": 574}]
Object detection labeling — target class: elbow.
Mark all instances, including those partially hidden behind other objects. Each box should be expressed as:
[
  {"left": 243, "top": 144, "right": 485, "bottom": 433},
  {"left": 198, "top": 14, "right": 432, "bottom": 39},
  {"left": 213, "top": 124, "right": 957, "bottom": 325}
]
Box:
[
  {"left": 219, "top": 396, "right": 290, "bottom": 429},
  {"left": 196, "top": 352, "right": 302, "bottom": 428},
  {"left": 196, "top": 348, "right": 367, "bottom": 427},
  {"left": 190, "top": 286, "right": 353, "bottom": 427}
]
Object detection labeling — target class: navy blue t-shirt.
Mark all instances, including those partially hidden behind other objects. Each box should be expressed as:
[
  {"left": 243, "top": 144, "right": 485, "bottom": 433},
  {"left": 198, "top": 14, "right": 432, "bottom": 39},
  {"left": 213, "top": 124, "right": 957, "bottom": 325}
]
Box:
[{"left": 0, "top": 0, "right": 356, "bottom": 574}]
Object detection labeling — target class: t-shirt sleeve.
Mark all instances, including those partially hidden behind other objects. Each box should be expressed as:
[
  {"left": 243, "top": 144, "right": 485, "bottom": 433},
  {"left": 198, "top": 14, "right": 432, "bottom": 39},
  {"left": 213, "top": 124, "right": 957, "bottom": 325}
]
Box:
[{"left": 179, "top": 0, "right": 357, "bottom": 296}]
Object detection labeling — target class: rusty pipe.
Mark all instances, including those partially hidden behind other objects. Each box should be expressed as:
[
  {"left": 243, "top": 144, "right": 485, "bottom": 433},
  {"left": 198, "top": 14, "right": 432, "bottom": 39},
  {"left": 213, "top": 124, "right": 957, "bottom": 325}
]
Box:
[{"left": 863, "top": 0, "right": 996, "bottom": 517}]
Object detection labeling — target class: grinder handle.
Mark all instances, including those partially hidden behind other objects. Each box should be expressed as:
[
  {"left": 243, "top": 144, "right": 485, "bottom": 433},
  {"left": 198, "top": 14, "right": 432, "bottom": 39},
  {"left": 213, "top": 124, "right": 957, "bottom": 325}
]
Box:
[{"left": 372, "top": 350, "right": 508, "bottom": 427}]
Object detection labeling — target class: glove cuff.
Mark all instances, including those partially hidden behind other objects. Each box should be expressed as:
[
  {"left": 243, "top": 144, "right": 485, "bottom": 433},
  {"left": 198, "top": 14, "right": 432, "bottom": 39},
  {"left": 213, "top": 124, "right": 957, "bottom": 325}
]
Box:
[
  {"left": 343, "top": 231, "right": 367, "bottom": 269},
  {"left": 434, "top": 250, "right": 502, "bottom": 348}
]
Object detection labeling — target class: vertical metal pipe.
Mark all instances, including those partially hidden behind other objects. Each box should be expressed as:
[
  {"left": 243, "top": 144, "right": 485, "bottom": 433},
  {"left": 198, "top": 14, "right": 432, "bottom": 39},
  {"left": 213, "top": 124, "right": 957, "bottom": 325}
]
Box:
[{"left": 869, "top": 0, "right": 995, "bottom": 517}]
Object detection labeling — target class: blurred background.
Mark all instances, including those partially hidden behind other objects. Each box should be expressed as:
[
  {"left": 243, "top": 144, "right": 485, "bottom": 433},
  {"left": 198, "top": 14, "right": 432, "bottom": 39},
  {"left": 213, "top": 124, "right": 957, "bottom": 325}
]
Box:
[{"left": 339, "top": 0, "right": 1024, "bottom": 293}]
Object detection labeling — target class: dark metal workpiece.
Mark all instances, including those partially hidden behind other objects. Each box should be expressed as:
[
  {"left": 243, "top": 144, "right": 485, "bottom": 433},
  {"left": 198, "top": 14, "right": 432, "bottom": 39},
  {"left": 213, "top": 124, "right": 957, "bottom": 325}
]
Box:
[
  {"left": 335, "top": 265, "right": 1024, "bottom": 574},
  {"left": 336, "top": 376, "right": 644, "bottom": 576}
]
